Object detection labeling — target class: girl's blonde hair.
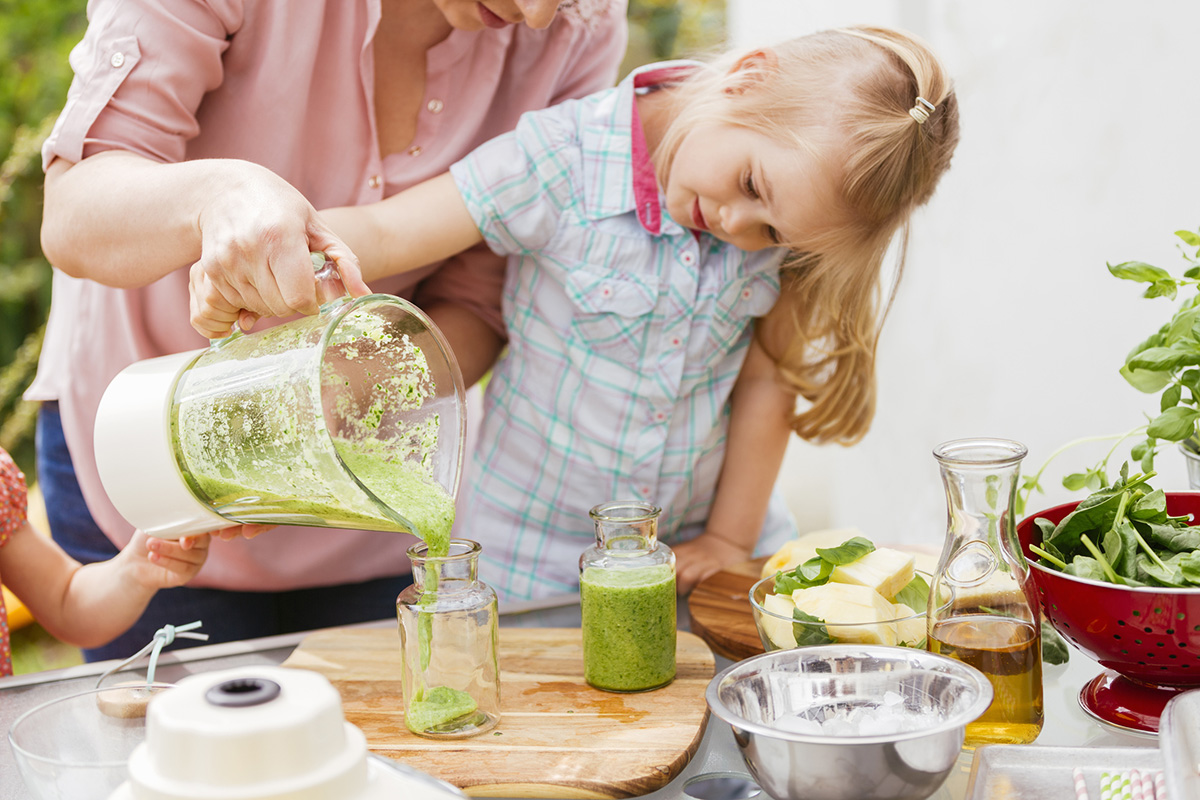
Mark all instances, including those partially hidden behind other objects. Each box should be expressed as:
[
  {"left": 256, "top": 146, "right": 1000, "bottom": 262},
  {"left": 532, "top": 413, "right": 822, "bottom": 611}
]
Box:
[{"left": 653, "top": 26, "right": 960, "bottom": 444}]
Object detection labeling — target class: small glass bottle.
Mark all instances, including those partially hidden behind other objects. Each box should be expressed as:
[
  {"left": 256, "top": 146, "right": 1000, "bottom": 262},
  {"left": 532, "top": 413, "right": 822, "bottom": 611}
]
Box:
[
  {"left": 928, "top": 438, "right": 1044, "bottom": 746},
  {"left": 397, "top": 538, "right": 500, "bottom": 738},
  {"left": 580, "top": 501, "right": 677, "bottom": 692}
]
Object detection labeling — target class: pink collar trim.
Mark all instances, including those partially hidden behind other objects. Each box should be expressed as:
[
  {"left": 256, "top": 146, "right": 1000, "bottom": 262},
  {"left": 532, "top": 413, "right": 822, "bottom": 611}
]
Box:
[{"left": 630, "top": 65, "right": 694, "bottom": 235}]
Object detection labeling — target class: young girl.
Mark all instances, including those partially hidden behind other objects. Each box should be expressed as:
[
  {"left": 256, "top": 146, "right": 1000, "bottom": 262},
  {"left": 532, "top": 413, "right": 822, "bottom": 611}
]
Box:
[
  {"left": 0, "top": 448, "right": 208, "bottom": 675},
  {"left": 191, "top": 26, "right": 959, "bottom": 599}
]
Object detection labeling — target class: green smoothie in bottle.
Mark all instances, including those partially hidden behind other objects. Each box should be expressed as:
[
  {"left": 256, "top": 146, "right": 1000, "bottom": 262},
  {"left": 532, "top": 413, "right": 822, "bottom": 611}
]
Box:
[{"left": 580, "top": 501, "right": 677, "bottom": 692}]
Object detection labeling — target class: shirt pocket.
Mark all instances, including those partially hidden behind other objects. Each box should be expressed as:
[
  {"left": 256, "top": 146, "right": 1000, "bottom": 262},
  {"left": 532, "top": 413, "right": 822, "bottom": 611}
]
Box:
[
  {"left": 699, "top": 271, "right": 780, "bottom": 367},
  {"left": 564, "top": 267, "right": 659, "bottom": 366},
  {"left": 53, "top": 34, "right": 141, "bottom": 163}
]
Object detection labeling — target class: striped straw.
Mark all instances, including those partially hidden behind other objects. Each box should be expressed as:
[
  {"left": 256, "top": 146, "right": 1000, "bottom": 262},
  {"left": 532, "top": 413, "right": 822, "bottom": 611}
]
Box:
[
  {"left": 1130, "top": 769, "right": 1144, "bottom": 800},
  {"left": 1114, "top": 771, "right": 1134, "bottom": 800},
  {"left": 1073, "top": 767, "right": 1091, "bottom": 800},
  {"left": 1137, "top": 770, "right": 1156, "bottom": 800},
  {"left": 1154, "top": 770, "right": 1167, "bottom": 800},
  {"left": 1101, "top": 771, "right": 1114, "bottom": 800}
]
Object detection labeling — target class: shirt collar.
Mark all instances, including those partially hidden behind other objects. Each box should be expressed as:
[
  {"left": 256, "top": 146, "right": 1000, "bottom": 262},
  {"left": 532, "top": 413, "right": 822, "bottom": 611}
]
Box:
[{"left": 579, "top": 60, "right": 701, "bottom": 232}]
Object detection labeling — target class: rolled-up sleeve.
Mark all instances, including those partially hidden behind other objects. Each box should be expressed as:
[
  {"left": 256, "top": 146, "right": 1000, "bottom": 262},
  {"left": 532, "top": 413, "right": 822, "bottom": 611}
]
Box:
[
  {"left": 449, "top": 112, "right": 579, "bottom": 258},
  {"left": 42, "top": 0, "right": 242, "bottom": 170}
]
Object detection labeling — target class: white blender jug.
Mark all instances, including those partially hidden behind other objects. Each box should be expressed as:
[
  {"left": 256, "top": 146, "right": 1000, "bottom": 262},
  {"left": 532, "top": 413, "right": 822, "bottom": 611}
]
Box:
[
  {"left": 108, "top": 666, "right": 467, "bottom": 800},
  {"left": 95, "top": 254, "right": 465, "bottom": 539}
]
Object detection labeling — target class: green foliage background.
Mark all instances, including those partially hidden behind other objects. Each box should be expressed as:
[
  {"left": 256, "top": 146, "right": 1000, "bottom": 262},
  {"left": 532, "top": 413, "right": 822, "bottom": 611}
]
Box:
[{"left": 0, "top": 0, "right": 725, "bottom": 481}]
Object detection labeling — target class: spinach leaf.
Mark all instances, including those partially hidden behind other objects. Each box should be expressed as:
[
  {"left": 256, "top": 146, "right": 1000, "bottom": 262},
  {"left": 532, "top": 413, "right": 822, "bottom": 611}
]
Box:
[
  {"left": 792, "top": 609, "right": 835, "bottom": 647},
  {"left": 1040, "top": 619, "right": 1071, "bottom": 665},
  {"left": 1064, "top": 556, "right": 1109, "bottom": 582},
  {"left": 1137, "top": 553, "right": 1185, "bottom": 587},
  {"left": 1179, "top": 551, "right": 1200, "bottom": 585},
  {"left": 1141, "top": 520, "right": 1200, "bottom": 553}
]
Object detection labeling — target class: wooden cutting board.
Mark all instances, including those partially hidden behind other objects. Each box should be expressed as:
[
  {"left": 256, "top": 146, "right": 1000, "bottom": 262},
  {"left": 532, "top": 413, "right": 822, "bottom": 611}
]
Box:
[
  {"left": 686, "top": 557, "right": 769, "bottom": 662},
  {"left": 281, "top": 627, "right": 714, "bottom": 799}
]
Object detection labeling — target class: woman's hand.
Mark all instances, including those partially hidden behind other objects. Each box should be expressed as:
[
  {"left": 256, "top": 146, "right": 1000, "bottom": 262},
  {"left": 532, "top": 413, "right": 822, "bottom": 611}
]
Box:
[{"left": 188, "top": 164, "right": 370, "bottom": 338}]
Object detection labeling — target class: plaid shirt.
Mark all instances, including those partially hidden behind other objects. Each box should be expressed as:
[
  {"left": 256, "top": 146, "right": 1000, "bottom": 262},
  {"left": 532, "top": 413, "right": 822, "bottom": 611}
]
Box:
[{"left": 450, "top": 62, "right": 796, "bottom": 600}]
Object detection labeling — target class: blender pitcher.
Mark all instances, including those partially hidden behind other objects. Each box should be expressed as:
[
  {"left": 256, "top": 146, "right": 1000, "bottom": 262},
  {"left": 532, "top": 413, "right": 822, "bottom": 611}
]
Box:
[{"left": 94, "top": 254, "right": 466, "bottom": 540}]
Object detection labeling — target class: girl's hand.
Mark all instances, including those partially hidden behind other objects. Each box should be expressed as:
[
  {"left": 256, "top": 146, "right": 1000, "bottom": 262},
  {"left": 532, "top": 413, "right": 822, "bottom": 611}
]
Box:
[
  {"left": 671, "top": 534, "right": 754, "bottom": 596},
  {"left": 125, "top": 530, "right": 211, "bottom": 589},
  {"left": 187, "top": 165, "right": 370, "bottom": 339}
]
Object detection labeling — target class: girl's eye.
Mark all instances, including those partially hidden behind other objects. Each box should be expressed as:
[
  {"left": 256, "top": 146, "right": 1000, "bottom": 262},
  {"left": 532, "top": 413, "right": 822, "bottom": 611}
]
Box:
[
  {"left": 766, "top": 226, "right": 781, "bottom": 245},
  {"left": 743, "top": 171, "right": 759, "bottom": 199}
]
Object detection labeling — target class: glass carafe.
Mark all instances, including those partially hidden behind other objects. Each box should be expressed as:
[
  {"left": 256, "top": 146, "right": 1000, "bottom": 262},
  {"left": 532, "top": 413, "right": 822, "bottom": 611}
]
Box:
[
  {"left": 928, "top": 438, "right": 1044, "bottom": 746},
  {"left": 96, "top": 254, "right": 466, "bottom": 540},
  {"left": 579, "top": 501, "right": 676, "bottom": 692},
  {"left": 397, "top": 539, "right": 500, "bottom": 738}
]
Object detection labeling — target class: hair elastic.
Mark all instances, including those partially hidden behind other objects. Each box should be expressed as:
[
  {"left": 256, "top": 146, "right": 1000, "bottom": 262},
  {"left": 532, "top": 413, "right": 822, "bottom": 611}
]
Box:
[{"left": 909, "top": 96, "right": 936, "bottom": 124}]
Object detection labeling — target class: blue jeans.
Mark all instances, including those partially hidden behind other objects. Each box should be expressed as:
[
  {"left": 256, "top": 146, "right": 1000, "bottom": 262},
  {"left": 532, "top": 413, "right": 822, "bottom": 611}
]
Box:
[{"left": 36, "top": 402, "right": 411, "bottom": 662}]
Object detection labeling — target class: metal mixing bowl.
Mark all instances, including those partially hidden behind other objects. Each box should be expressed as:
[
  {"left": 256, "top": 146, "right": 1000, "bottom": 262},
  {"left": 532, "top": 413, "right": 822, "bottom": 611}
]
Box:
[{"left": 705, "top": 646, "right": 993, "bottom": 800}]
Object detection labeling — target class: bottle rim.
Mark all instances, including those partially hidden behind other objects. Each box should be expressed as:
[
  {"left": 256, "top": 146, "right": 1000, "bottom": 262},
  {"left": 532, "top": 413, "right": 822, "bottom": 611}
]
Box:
[{"left": 932, "top": 437, "right": 1027, "bottom": 467}]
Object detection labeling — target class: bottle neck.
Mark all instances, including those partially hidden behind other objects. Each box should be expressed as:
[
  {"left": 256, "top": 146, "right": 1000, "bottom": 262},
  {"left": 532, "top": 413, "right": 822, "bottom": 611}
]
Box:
[
  {"left": 409, "top": 539, "right": 480, "bottom": 591},
  {"left": 590, "top": 500, "right": 662, "bottom": 552}
]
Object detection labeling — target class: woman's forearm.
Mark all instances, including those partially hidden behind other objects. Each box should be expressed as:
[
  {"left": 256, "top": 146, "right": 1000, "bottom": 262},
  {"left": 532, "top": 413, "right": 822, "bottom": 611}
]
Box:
[{"left": 41, "top": 151, "right": 326, "bottom": 288}]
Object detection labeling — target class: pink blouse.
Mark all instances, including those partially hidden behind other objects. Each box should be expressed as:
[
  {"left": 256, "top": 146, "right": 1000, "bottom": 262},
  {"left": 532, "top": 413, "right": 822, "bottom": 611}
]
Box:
[{"left": 30, "top": 0, "right": 628, "bottom": 592}]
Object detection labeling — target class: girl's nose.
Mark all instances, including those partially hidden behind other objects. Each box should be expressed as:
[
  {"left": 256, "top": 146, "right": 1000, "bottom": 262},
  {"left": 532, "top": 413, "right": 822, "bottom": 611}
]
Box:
[
  {"left": 515, "top": 0, "right": 559, "bottom": 28},
  {"left": 720, "top": 202, "right": 753, "bottom": 235}
]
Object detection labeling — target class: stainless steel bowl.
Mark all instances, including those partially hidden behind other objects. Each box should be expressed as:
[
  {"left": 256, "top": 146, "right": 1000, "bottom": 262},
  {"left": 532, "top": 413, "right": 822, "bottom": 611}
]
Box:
[{"left": 706, "top": 646, "right": 993, "bottom": 800}]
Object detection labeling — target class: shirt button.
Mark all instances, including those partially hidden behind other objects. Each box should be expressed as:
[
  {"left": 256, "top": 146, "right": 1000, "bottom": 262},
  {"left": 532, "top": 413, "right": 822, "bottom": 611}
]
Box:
[
  {"left": 110, "top": 52, "right": 125, "bottom": 68},
  {"left": 408, "top": 145, "right": 423, "bottom": 157},
  {"left": 742, "top": 288, "right": 753, "bottom": 300},
  {"left": 367, "top": 175, "right": 382, "bottom": 189},
  {"left": 681, "top": 252, "right": 695, "bottom": 265},
  {"left": 654, "top": 411, "right": 667, "bottom": 422},
  {"left": 670, "top": 336, "right": 681, "bottom": 347},
  {"left": 640, "top": 486, "right": 651, "bottom": 496},
  {"left": 427, "top": 99, "right": 444, "bottom": 113}
]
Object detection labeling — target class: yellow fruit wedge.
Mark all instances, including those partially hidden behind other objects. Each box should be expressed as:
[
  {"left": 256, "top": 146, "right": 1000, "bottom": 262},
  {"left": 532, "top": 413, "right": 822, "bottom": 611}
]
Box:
[
  {"left": 892, "top": 602, "right": 926, "bottom": 645},
  {"left": 829, "top": 547, "right": 915, "bottom": 600},
  {"left": 760, "top": 592, "right": 798, "bottom": 649},
  {"left": 791, "top": 583, "right": 898, "bottom": 645},
  {"left": 760, "top": 528, "right": 865, "bottom": 579}
]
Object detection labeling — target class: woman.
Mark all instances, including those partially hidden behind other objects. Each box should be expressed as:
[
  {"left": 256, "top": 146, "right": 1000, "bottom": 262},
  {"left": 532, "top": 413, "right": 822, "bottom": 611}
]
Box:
[{"left": 33, "top": 0, "right": 628, "bottom": 660}]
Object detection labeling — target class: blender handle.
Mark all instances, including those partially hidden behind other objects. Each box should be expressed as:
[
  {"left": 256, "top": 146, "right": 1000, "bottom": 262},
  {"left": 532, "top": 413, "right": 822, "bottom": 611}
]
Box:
[{"left": 209, "top": 251, "right": 350, "bottom": 350}]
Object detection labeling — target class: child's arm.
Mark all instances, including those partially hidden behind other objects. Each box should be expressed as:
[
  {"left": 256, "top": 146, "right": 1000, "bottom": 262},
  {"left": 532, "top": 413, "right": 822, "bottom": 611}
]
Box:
[
  {"left": 322, "top": 173, "right": 484, "bottom": 283},
  {"left": 0, "top": 527, "right": 209, "bottom": 649},
  {"left": 672, "top": 334, "right": 796, "bottom": 594}
]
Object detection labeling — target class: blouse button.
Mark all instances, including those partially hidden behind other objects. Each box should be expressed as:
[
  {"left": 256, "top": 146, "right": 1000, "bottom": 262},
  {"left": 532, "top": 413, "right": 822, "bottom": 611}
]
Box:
[
  {"left": 742, "top": 288, "right": 753, "bottom": 299},
  {"left": 110, "top": 52, "right": 125, "bottom": 68},
  {"left": 681, "top": 252, "right": 695, "bottom": 265},
  {"left": 367, "top": 175, "right": 382, "bottom": 189},
  {"left": 408, "top": 145, "right": 423, "bottom": 157},
  {"left": 427, "top": 99, "right": 444, "bottom": 113}
]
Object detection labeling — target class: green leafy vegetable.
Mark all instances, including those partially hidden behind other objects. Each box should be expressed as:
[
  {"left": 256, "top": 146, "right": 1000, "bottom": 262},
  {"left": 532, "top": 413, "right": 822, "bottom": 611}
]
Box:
[
  {"left": 1040, "top": 620, "right": 1071, "bottom": 665},
  {"left": 774, "top": 536, "right": 875, "bottom": 594},
  {"left": 1029, "top": 467, "right": 1200, "bottom": 588},
  {"left": 791, "top": 608, "right": 835, "bottom": 646}
]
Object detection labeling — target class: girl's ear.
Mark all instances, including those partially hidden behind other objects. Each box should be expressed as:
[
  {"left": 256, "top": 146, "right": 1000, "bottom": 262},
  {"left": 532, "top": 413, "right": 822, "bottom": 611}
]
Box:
[{"left": 726, "top": 48, "right": 779, "bottom": 95}]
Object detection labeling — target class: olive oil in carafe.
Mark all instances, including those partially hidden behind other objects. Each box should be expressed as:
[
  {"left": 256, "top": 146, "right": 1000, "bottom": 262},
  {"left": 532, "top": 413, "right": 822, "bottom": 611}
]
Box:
[{"left": 930, "top": 615, "right": 1043, "bottom": 745}]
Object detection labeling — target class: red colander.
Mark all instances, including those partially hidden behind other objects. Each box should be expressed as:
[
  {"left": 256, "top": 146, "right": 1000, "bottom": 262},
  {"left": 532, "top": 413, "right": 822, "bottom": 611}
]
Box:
[{"left": 1016, "top": 491, "right": 1200, "bottom": 734}]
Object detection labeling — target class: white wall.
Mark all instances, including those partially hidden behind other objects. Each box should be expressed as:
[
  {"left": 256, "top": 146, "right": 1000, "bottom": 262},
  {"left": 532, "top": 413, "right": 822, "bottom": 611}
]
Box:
[{"left": 729, "top": 0, "right": 1200, "bottom": 548}]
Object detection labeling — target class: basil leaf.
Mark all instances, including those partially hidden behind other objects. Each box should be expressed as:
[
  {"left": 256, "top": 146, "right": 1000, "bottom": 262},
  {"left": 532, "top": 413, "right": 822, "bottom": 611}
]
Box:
[
  {"left": 1108, "top": 260, "right": 1172, "bottom": 284},
  {"left": 893, "top": 574, "right": 930, "bottom": 612},
  {"left": 1147, "top": 406, "right": 1200, "bottom": 441},
  {"left": 792, "top": 609, "right": 835, "bottom": 647},
  {"left": 814, "top": 537, "right": 875, "bottom": 566}
]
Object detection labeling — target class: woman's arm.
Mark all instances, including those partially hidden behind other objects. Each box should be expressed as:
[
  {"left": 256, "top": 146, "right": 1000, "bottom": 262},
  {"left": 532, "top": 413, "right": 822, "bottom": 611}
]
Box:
[
  {"left": 672, "top": 333, "right": 797, "bottom": 594},
  {"left": 45, "top": 152, "right": 366, "bottom": 332},
  {"left": 0, "top": 527, "right": 209, "bottom": 648}
]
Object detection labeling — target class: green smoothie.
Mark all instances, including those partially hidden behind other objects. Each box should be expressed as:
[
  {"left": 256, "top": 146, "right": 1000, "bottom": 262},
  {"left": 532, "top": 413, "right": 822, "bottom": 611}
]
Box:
[{"left": 581, "top": 563, "right": 677, "bottom": 692}]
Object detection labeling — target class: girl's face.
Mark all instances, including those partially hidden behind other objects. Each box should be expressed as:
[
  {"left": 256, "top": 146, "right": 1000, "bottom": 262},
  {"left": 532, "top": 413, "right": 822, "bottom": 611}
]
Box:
[
  {"left": 663, "top": 121, "right": 845, "bottom": 253},
  {"left": 433, "top": 0, "right": 561, "bottom": 30}
]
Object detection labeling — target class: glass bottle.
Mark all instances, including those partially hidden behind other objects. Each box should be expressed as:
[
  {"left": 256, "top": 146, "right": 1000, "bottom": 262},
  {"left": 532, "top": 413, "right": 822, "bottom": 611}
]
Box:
[
  {"left": 579, "top": 501, "right": 677, "bottom": 692},
  {"left": 928, "top": 438, "right": 1044, "bottom": 746},
  {"left": 397, "top": 538, "right": 500, "bottom": 738}
]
